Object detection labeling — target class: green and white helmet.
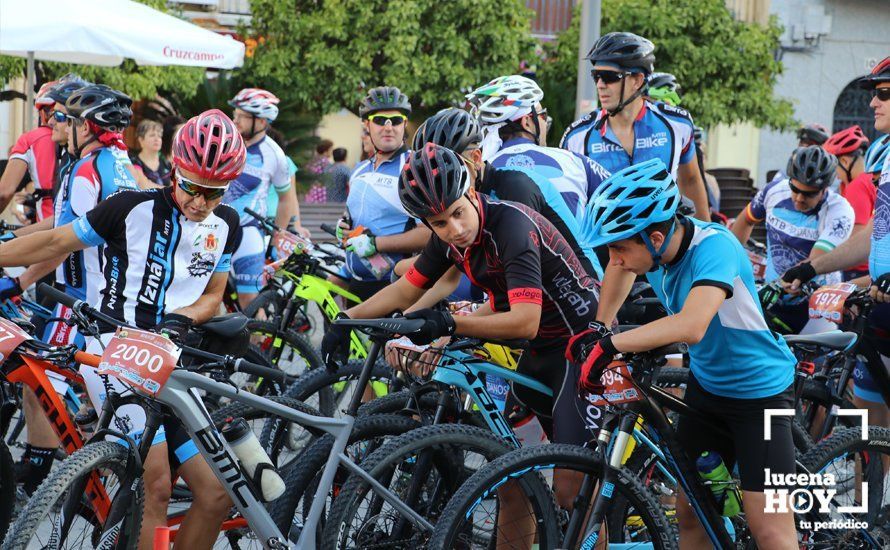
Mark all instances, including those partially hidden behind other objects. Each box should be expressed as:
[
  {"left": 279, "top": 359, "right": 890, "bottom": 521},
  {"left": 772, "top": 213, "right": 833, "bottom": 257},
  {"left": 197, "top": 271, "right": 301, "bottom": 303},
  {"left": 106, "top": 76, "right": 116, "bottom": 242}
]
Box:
[{"left": 466, "top": 75, "right": 544, "bottom": 125}]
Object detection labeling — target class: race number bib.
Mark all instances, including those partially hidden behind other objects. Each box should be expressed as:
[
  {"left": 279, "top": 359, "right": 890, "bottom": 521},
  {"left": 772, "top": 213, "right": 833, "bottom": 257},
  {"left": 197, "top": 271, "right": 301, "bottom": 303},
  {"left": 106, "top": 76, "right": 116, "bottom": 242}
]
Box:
[
  {"left": 98, "top": 328, "right": 182, "bottom": 396},
  {"left": 808, "top": 283, "right": 857, "bottom": 322},
  {"left": 587, "top": 360, "right": 641, "bottom": 406},
  {"left": 747, "top": 250, "right": 767, "bottom": 280},
  {"left": 275, "top": 232, "right": 310, "bottom": 260},
  {"left": 0, "top": 318, "right": 32, "bottom": 366}
]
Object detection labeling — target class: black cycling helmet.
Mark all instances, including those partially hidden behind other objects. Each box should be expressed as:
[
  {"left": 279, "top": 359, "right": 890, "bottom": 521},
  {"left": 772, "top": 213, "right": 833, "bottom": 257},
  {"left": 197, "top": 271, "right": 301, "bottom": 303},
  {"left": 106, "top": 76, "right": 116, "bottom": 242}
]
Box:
[
  {"left": 66, "top": 84, "right": 133, "bottom": 132},
  {"left": 648, "top": 72, "right": 680, "bottom": 92},
  {"left": 796, "top": 123, "right": 830, "bottom": 146},
  {"left": 359, "top": 86, "right": 411, "bottom": 119},
  {"left": 45, "top": 74, "right": 90, "bottom": 106},
  {"left": 858, "top": 56, "right": 890, "bottom": 89},
  {"left": 400, "top": 143, "right": 471, "bottom": 219},
  {"left": 412, "top": 108, "right": 482, "bottom": 154},
  {"left": 786, "top": 146, "right": 837, "bottom": 190},
  {"left": 585, "top": 32, "right": 655, "bottom": 75}
]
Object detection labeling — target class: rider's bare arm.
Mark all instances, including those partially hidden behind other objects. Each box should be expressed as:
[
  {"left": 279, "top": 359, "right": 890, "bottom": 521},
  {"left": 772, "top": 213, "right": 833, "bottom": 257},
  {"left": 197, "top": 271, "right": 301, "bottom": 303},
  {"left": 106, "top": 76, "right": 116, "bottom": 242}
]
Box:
[
  {"left": 595, "top": 262, "right": 636, "bottom": 325},
  {"left": 171, "top": 272, "right": 229, "bottom": 324},
  {"left": 0, "top": 224, "right": 86, "bottom": 267},
  {"left": 375, "top": 225, "right": 431, "bottom": 254}
]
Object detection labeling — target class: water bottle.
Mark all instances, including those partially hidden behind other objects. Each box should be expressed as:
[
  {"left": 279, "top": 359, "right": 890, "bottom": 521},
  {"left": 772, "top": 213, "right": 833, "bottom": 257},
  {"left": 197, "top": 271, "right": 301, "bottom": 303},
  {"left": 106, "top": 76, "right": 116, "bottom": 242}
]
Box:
[
  {"left": 696, "top": 451, "right": 741, "bottom": 517},
  {"left": 222, "top": 418, "right": 286, "bottom": 502}
]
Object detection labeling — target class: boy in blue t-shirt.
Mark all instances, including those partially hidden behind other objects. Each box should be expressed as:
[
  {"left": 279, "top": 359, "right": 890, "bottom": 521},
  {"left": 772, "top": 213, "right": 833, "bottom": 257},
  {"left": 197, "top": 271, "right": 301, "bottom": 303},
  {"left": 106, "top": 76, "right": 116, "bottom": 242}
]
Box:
[{"left": 571, "top": 158, "right": 798, "bottom": 549}]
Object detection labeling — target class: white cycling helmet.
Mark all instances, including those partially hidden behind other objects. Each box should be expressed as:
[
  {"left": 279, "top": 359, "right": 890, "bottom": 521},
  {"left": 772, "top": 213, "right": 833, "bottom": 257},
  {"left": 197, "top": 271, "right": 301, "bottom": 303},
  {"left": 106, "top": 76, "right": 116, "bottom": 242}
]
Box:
[
  {"left": 229, "top": 88, "right": 280, "bottom": 122},
  {"left": 466, "top": 75, "right": 544, "bottom": 124}
]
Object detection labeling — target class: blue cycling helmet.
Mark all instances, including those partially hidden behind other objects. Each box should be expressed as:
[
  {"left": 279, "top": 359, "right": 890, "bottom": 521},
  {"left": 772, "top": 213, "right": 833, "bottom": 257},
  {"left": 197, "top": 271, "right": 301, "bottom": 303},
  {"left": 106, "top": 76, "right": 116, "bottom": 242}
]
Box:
[
  {"left": 582, "top": 158, "right": 680, "bottom": 266},
  {"left": 864, "top": 134, "right": 890, "bottom": 174}
]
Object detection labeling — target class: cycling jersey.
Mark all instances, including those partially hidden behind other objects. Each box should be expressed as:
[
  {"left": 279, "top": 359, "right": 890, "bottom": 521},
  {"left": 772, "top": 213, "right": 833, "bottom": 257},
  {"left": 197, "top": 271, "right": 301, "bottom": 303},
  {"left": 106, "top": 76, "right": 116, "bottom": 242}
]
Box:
[
  {"left": 223, "top": 136, "right": 291, "bottom": 226},
  {"left": 339, "top": 147, "right": 415, "bottom": 281},
  {"left": 871, "top": 156, "right": 890, "bottom": 280},
  {"left": 54, "top": 146, "right": 138, "bottom": 302},
  {"left": 646, "top": 217, "right": 796, "bottom": 399},
  {"left": 9, "top": 126, "right": 58, "bottom": 221},
  {"left": 477, "top": 165, "right": 602, "bottom": 279},
  {"left": 745, "top": 178, "right": 854, "bottom": 284},
  {"left": 72, "top": 186, "right": 239, "bottom": 329},
  {"left": 560, "top": 101, "right": 696, "bottom": 179},
  {"left": 405, "top": 194, "right": 599, "bottom": 351},
  {"left": 841, "top": 172, "right": 877, "bottom": 274}
]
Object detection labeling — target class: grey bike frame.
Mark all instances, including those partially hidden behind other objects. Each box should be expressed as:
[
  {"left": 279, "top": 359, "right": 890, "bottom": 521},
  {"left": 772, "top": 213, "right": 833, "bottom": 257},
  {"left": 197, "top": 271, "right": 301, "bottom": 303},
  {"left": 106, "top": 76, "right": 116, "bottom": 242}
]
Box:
[{"left": 156, "top": 369, "right": 434, "bottom": 549}]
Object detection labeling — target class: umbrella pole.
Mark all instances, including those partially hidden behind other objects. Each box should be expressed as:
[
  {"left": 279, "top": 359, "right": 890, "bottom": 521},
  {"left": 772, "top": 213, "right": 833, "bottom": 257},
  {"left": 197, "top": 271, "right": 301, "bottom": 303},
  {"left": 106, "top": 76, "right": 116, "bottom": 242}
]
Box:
[{"left": 24, "top": 51, "right": 34, "bottom": 131}]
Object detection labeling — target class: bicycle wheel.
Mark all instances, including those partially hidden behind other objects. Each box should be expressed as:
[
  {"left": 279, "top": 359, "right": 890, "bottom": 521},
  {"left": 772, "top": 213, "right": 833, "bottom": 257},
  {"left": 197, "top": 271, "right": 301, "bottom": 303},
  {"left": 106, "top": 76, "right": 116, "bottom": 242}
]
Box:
[
  {"left": 248, "top": 320, "right": 323, "bottom": 379},
  {"left": 321, "top": 424, "right": 514, "bottom": 549},
  {"left": 284, "top": 360, "right": 394, "bottom": 418},
  {"left": 430, "top": 443, "right": 678, "bottom": 550},
  {"left": 270, "top": 413, "right": 421, "bottom": 543},
  {"left": 2, "top": 441, "right": 143, "bottom": 550},
  {"left": 796, "top": 425, "right": 890, "bottom": 547}
]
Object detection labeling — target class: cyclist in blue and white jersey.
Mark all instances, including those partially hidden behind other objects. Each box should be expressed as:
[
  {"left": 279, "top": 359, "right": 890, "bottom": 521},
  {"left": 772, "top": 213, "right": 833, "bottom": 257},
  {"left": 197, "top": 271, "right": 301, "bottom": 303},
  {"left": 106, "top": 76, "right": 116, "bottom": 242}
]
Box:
[
  {"left": 783, "top": 56, "right": 890, "bottom": 428},
  {"left": 575, "top": 158, "right": 798, "bottom": 549},
  {"left": 225, "top": 88, "right": 301, "bottom": 308},
  {"left": 331, "top": 86, "right": 430, "bottom": 300},
  {"left": 733, "top": 146, "right": 854, "bottom": 333},
  {"left": 560, "top": 32, "right": 711, "bottom": 222},
  {"left": 466, "top": 74, "right": 609, "bottom": 277}
]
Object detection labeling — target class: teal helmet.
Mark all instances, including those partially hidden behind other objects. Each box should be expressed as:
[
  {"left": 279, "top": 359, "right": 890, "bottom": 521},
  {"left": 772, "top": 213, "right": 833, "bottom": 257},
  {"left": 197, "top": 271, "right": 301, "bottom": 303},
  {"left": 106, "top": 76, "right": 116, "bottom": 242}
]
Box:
[{"left": 864, "top": 134, "right": 890, "bottom": 174}]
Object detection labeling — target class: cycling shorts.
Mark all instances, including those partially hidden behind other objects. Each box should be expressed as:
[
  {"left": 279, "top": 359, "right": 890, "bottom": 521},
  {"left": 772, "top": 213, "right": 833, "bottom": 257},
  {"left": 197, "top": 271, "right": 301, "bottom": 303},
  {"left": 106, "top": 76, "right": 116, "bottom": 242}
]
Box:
[
  {"left": 231, "top": 225, "right": 266, "bottom": 294},
  {"left": 677, "top": 373, "right": 795, "bottom": 492},
  {"left": 853, "top": 323, "right": 890, "bottom": 404},
  {"left": 81, "top": 333, "right": 199, "bottom": 469},
  {"left": 505, "top": 347, "right": 604, "bottom": 446}
]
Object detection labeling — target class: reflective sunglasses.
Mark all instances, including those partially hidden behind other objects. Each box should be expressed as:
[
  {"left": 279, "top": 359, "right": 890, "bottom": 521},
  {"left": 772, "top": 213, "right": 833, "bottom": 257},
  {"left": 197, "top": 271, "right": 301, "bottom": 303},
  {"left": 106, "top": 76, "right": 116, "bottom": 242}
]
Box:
[
  {"left": 591, "top": 70, "right": 627, "bottom": 84},
  {"left": 368, "top": 113, "right": 407, "bottom": 127},
  {"left": 51, "top": 110, "right": 67, "bottom": 124},
  {"left": 788, "top": 180, "right": 822, "bottom": 198},
  {"left": 872, "top": 87, "right": 890, "bottom": 102},
  {"left": 176, "top": 171, "right": 229, "bottom": 201}
]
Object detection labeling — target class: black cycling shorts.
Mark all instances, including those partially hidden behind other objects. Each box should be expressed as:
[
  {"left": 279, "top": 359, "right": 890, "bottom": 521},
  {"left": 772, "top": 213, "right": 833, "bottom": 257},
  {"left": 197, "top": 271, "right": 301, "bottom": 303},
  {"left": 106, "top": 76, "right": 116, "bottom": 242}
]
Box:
[
  {"left": 506, "top": 347, "right": 604, "bottom": 446},
  {"left": 676, "top": 373, "right": 795, "bottom": 492}
]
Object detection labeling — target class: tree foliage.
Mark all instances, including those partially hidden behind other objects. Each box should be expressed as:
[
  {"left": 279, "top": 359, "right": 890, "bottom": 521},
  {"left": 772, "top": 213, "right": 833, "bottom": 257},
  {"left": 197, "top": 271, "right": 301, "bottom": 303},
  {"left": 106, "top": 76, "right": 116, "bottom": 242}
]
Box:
[
  {"left": 538, "top": 0, "right": 796, "bottom": 138},
  {"left": 0, "top": 0, "right": 203, "bottom": 101},
  {"left": 242, "top": 0, "right": 536, "bottom": 117}
]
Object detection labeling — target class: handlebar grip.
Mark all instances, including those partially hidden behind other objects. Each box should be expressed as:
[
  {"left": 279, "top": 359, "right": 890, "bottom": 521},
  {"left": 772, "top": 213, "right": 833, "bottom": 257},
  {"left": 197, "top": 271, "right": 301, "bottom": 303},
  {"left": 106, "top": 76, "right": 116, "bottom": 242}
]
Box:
[
  {"left": 38, "top": 283, "right": 79, "bottom": 309},
  {"left": 233, "top": 358, "right": 290, "bottom": 384},
  {"left": 74, "top": 351, "right": 102, "bottom": 368},
  {"left": 320, "top": 223, "right": 339, "bottom": 238}
]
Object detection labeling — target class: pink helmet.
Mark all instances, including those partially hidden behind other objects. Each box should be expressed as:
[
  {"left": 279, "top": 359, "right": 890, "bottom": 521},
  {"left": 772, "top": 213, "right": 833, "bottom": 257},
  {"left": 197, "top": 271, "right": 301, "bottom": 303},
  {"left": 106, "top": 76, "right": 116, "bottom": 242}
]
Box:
[
  {"left": 228, "top": 88, "right": 280, "bottom": 122},
  {"left": 824, "top": 126, "right": 869, "bottom": 157},
  {"left": 173, "top": 109, "right": 246, "bottom": 182}
]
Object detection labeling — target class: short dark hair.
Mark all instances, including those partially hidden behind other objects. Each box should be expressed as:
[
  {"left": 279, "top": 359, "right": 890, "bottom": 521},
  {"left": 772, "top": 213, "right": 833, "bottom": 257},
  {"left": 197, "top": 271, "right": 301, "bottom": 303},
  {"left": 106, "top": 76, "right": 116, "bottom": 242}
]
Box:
[
  {"left": 332, "top": 147, "right": 347, "bottom": 162},
  {"left": 316, "top": 139, "right": 334, "bottom": 155},
  {"left": 630, "top": 217, "right": 676, "bottom": 244},
  {"left": 497, "top": 120, "right": 531, "bottom": 143}
]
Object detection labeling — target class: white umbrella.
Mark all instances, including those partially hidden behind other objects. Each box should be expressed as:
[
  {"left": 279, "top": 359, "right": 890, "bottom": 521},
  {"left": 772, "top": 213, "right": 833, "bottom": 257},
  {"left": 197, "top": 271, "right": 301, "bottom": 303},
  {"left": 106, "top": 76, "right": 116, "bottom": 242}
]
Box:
[{"left": 0, "top": 0, "right": 245, "bottom": 128}]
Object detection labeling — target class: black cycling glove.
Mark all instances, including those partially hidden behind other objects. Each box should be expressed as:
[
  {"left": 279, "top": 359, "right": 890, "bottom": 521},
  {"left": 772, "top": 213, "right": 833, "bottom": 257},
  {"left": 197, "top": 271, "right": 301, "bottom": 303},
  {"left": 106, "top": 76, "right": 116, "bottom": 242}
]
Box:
[
  {"left": 403, "top": 308, "right": 456, "bottom": 346},
  {"left": 874, "top": 273, "right": 890, "bottom": 296},
  {"left": 782, "top": 262, "right": 817, "bottom": 285},
  {"left": 156, "top": 313, "right": 193, "bottom": 342},
  {"left": 321, "top": 312, "right": 351, "bottom": 372}
]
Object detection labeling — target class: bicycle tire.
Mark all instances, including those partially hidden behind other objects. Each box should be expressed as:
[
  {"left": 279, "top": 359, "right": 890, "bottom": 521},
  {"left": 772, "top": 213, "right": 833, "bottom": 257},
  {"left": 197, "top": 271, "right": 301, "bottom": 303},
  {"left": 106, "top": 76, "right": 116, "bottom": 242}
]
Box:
[
  {"left": 283, "top": 360, "right": 394, "bottom": 417},
  {"left": 242, "top": 288, "right": 288, "bottom": 319},
  {"left": 321, "top": 423, "right": 514, "bottom": 549},
  {"left": 0, "top": 440, "right": 13, "bottom": 542},
  {"left": 270, "top": 413, "right": 422, "bottom": 540},
  {"left": 248, "top": 320, "right": 323, "bottom": 378},
  {"left": 2, "top": 441, "right": 143, "bottom": 550},
  {"left": 429, "top": 443, "right": 678, "bottom": 550}
]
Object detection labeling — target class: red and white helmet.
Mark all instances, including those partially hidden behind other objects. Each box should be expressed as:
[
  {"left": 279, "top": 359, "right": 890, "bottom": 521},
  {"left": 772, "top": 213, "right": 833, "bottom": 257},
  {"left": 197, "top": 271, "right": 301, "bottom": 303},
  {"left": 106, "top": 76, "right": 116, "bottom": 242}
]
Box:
[
  {"left": 35, "top": 80, "right": 59, "bottom": 108},
  {"left": 823, "top": 125, "right": 869, "bottom": 157},
  {"left": 228, "top": 88, "right": 280, "bottom": 122},
  {"left": 173, "top": 109, "right": 246, "bottom": 182}
]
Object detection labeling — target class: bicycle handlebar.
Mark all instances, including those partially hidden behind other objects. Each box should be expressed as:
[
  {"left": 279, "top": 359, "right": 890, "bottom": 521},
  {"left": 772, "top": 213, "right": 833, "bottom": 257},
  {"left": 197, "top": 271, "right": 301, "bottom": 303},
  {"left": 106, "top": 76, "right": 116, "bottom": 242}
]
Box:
[{"left": 320, "top": 223, "right": 339, "bottom": 239}]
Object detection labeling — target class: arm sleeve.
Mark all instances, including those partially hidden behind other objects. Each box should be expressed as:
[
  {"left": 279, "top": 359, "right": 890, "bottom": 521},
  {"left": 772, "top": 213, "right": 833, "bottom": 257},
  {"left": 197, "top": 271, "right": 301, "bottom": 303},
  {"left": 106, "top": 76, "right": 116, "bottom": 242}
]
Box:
[
  {"left": 500, "top": 212, "right": 544, "bottom": 306},
  {"left": 215, "top": 207, "right": 241, "bottom": 273},
  {"left": 746, "top": 185, "right": 769, "bottom": 222},
  {"left": 8, "top": 133, "right": 32, "bottom": 159},
  {"left": 272, "top": 153, "right": 293, "bottom": 193},
  {"left": 68, "top": 171, "right": 100, "bottom": 218},
  {"left": 814, "top": 198, "right": 855, "bottom": 252},
  {"left": 690, "top": 233, "right": 738, "bottom": 298},
  {"left": 404, "top": 237, "right": 452, "bottom": 289},
  {"left": 678, "top": 119, "right": 696, "bottom": 165}
]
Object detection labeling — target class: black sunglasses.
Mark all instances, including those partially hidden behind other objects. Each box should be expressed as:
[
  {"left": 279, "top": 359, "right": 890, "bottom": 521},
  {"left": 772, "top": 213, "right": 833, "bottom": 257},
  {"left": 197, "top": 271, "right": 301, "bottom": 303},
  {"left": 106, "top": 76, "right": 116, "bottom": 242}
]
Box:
[
  {"left": 788, "top": 180, "right": 822, "bottom": 198},
  {"left": 872, "top": 87, "right": 890, "bottom": 102},
  {"left": 591, "top": 70, "right": 627, "bottom": 84}
]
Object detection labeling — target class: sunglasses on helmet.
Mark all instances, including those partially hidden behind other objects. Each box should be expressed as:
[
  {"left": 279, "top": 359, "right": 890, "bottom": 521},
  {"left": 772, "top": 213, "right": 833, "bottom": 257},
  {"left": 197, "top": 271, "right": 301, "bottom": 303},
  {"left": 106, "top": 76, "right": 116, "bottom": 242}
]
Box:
[
  {"left": 368, "top": 113, "right": 407, "bottom": 127},
  {"left": 176, "top": 171, "right": 229, "bottom": 201},
  {"left": 591, "top": 70, "right": 627, "bottom": 84}
]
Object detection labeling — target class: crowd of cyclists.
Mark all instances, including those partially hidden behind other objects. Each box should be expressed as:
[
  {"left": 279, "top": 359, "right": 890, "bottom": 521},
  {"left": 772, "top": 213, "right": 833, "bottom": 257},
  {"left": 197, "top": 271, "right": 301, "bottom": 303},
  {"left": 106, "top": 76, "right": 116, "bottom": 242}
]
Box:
[{"left": 0, "top": 27, "right": 886, "bottom": 549}]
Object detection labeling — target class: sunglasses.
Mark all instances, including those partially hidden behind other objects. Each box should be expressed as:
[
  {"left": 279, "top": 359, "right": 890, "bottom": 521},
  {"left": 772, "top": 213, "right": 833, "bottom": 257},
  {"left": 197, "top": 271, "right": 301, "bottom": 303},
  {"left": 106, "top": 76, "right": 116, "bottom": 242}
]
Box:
[
  {"left": 591, "top": 70, "right": 627, "bottom": 84},
  {"left": 177, "top": 171, "right": 229, "bottom": 201},
  {"left": 788, "top": 180, "right": 822, "bottom": 198},
  {"left": 51, "top": 110, "right": 67, "bottom": 124},
  {"left": 873, "top": 87, "right": 890, "bottom": 102},
  {"left": 368, "top": 113, "right": 407, "bottom": 127}
]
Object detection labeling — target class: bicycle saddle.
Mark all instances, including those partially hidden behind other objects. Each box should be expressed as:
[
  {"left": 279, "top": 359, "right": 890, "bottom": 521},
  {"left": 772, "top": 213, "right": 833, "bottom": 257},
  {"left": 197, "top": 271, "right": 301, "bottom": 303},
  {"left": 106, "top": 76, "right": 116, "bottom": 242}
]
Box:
[
  {"left": 784, "top": 331, "right": 857, "bottom": 351},
  {"left": 201, "top": 313, "right": 250, "bottom": 338}
]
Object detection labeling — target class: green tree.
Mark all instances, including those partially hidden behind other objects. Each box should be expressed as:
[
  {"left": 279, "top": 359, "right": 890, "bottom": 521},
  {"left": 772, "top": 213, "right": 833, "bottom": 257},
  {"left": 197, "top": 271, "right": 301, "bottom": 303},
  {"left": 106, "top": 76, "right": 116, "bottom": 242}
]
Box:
[
  {"left": 242, "top": 0, "right": 535, "bottom": 117},
  {"left": 538, "top": 0, "right": 796, "bottom": 139},
  {"left": 0, "top": 0, "right": 203, "bottom": 101}
]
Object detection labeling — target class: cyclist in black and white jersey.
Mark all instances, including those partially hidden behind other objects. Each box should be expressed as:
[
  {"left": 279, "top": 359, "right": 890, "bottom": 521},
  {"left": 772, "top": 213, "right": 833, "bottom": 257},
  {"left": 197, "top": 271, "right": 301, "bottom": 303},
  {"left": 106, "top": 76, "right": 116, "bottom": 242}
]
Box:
[{"left": 0, "top": 109, "right": 244, "bottom": 549}]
